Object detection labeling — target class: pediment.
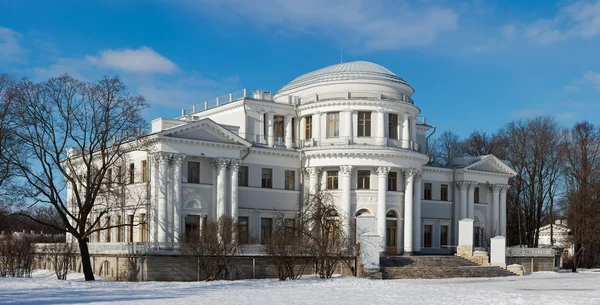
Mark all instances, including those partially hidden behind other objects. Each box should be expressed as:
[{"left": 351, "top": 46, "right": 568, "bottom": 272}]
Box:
[
  {"left": 158, "top": 118, "right": 251, "bottom": 147},
  {"left": 465, "top": 155, "right": 517, "bottom": 176}
]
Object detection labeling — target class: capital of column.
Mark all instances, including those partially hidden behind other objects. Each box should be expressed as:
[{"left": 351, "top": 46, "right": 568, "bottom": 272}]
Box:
[
  {"left": 376, "top": 166, "right": 391, "bottom": 177},
  {"left": 229, "top": 159, "right": 242, "bottom": 172},
  {"left": 340, "top": 165, "right": 353, "bottom": 176},
  {"left": 172, "top": 154, "right": 186, "bottom": 166},
  {"left": 498, "top": 184, "right": 510, "bottom": 193},
  {"left": 466, "top": 181, "right": 478, "bottom": 189},
  {"left": 152, "top": 152, "right": 171, "bottom": 164},
  {"left": 213, "top": 158, "right": 229, "bottom": 170},
  {"left": 456, "top": 181, "right": 472, "bottom": 190},
  {"left": 306, "top": 167, "right": 321, "bottom": 178},
  {"left": 402, "top": 168, "right": 418, "bottom": 182},
  {"left": 487, "top": 183, "right": 503, "bottom": 193}
]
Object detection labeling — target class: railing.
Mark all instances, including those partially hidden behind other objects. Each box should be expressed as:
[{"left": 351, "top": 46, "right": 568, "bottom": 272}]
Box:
[
  {"left": 297, "top": 90, "right": 415, "bottom": 105},
  {"left": 298, "top": 137, "right": 421, "bottom": 153},
  {"left": 506, "top": 247, "right": 561, "bottom": 257},
  {"left": 181, "top": 89, "right": 273, "bottom": 116}
]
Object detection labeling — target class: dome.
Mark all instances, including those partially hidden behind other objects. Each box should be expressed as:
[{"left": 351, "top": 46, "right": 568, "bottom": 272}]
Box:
[{"left": 277, "top": 61, "right": 409, "bottom": 94}]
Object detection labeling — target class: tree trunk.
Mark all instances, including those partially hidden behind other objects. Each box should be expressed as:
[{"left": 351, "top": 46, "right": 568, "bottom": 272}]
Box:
[{"left": 77, "top": 237, "right": 95, "bottom": 281}]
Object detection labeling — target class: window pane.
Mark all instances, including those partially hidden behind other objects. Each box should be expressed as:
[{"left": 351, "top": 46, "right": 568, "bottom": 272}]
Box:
[
  {"left": 238, "top": 166, "right": 248, "bottom": 186},
  {"left": 261, "top": 168, "right": 272, "bottom": 188}
]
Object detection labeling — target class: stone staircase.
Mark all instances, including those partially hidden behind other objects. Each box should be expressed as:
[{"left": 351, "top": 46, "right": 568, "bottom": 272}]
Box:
[{"left": 378, "top": 255, "right": 517, "bottom": 279}]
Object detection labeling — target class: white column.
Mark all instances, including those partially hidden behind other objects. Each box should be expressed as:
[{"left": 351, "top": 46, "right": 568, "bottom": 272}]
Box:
[
  {"left": 486, "top": 184, "right": 493, "bottom": 233},
  {"left": 313, "top": 112, "right": 321, "bottom": 145},
  {"left": 258, "top": 111, "right": 265, "bottom": 144},
  {"left": 402, "top": 114, "right": 410, "bottom": 148},
  {"left": 467, "top": 182, "right": 476, "bottom": 219},
  {"left": 300, "top": 117, "right": 306, "bottom": 140},
  {"left": 215, "top": 158, "right": 228, "bottom": 220},
  {"left": 157, "top": 153, "right": 169, "bottom": 244},
  {"left": 377, "top": 166, "right": 390, "bottom": 251},
  {"left": 307, "top": 167, "right": 321, "bottom": 195},
  {"left": 212, "top": 161, "right": 218, "bottom": 220},
  {"left": 172, "top": 154, "right": 185, "bottom": 244},
  {"left": 377, "top": 110, "right": 386, "bottom": 145},
  {"left": 500, "top": 185, "right": 508, "bottom": 237},
  {"left": 149, "top": 154, "right": 158, "bottom": 243},
  {"left": 457, "top": 181, "right": 468, "bottom": 220},
  {"left": 410, "top": 116, "right": 417, "bottom": 146},
  {"left": 343, "top": 109, "right": 353, "bottom": 144},
  {"left": 284, "top": 115, "right": 293, "bottom": 149},
  {"left": 403, "top": 169, "right": 416, "bottom": 254},
  {"left": 492, "top": 184, "right": 500, "bottom": 234},
  {"left": 230, "top": 160, "right": 241, "bottom": 222},
  {"left": 266, "top": 112, "right": 274, "bottom": 147},
  {"left": 340, "top": 166, "right": 353, "bottom": 239},
  {"left": 413, "top": 172, "right": 422, "bottom": 253}
]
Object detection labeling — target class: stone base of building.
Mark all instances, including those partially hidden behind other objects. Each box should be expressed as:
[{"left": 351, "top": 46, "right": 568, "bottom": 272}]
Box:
[{"left": 456, "top": 245, "right": 473, "bottom": 258}]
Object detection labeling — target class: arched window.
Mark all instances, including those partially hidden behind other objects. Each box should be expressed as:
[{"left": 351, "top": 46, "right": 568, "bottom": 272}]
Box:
[
  {"left": 386, "top": 210, "right": 398, "bottom": 218},
  {"left": 355, "top": 209, "right": 372, "bottom": 217}
]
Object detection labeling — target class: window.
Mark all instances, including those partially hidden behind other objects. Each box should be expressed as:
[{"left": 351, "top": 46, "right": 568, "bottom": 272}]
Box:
[
  {"left": 441, "top": 184, "right": 448, "bottom": 201},
  {"left": 238, "top": 166, "right": 248, "bottom": 186},
  {"left": 141, "top": 160, "right": 148, "bottom": 183},
  {"left": 440, "top": 225, "right": 449, "bottom": 248},
  {"left": 188, "top": 161, "right": 200, "bottom": 183},
  {"left": 128, "top": 215, "right": 134, "bottom": 242},
  {"left": 305, "top": 116, "right": 312, "bottom": 139},
  {"left": 388, "top": 171, "right": 397, "bottom": 191},
  {"left": 388, "top": 113, "right": 398, "bottom": 139},
  {"left": 357, "top": 111, "right": 371, "bottom": 137},
  {"left": 105, "top": 216, "right": 111, "bottom": 243},
  {"left": 261, "top": 218, "right": 272, "bottom": 244},
  {"left": 474, "top": 186, "right": 480, "bottom": 203},
  {"left": 292, "top": 118, "right": 296, "bottom": 141},
  {"left": 116, "top": 215, "right": 123, "bottom": 242},
  {"left": 285, "top": 170, "right": 295, "bottom": 190},
  {"left": 261, "top": 168, "right": 273, "bottom": 188},
  {"left": 185, "top": 215, "right": 200, "bottom": 242},
  {"left": 95, "top": 223, "right": 100, "bottom": 243},
  {"left": 357, "top": 170, "right": 370, "bottom": 190},
  {"left": 474, "top": 227, "right": 483, "bottom": 247},
  {"left": 424, "top": 224, "right": 432, "bottom": 248},
  {"left": 128, "top": 163, "right": 135, "bottom": 184},
  {"left": 116, "top": 166, "right": 122, "bottom": 184},
  {"left": 284, "top": 218, "right": 296, "bottom": 238},
  {"left": 386, "top": 220, "right": 397, "bottom": 247},
  {"left": 274, "top": 116, "right": 284, "bottom": 142},
  {"left": 238, "top": 217, "right": 249, "bottom": 244},
  {"left": 106, "top": 168, "right": 112, "bottom": 187},
  {"left": 326, "top": 112, "right": 339, "bottom": 138},
  {"left": 424, "top": 183, "right": 432, "bottom": 200},
  {"left": 140, "top": 213, "right": 147, "bottom": 242},
  {"left": 327, "top": 171, "right": 339, "bottom": 190}
]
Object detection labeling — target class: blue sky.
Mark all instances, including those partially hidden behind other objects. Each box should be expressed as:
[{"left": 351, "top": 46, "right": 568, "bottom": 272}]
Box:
[{"left": 2, "top": 0, "right": 600, "bottom": 137}]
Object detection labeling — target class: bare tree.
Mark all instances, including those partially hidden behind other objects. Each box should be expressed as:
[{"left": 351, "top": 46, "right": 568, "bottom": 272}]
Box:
[
  {"left": 44, "top": 242, "right": 78, "bottom": 280},
  {"left": 461, "top": 130, "right": 508, "bottom": 159},
  {"left": 2, "top": 75, "right": 148, "bottom": 281},
  {"left": 432, "top": 130, "right": 462, "bottom": 165},
  {"left": 264, "top": 212, "right": 311, "bottom": 280},
  {"left": 0, "top": 73, "right": 19, "bottom": 190},
  {"left": 183, "top": 217, "right": 240, "bottom": 281}
]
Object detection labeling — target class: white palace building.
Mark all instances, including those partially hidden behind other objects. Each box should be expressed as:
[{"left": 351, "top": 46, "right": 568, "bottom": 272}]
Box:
[{"left": 80, "top": 61, "right": 516, "bottom": 256}]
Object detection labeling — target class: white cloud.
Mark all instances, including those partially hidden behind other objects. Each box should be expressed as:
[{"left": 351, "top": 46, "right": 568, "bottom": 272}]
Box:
[
  {"left": 183, "top": 0, "right": 458, "bottom": 51},
  {"left": 0, "top": 27, "right": 23, "bottom": 61},
  {"left": 86, "top": 46, "right": 178, "bottom": 74},
  {"left": 584, "top": 71, "right": 600, "bottom": 91}
]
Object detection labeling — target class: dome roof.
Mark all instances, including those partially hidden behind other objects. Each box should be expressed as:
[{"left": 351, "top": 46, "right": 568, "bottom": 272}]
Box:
[{"left": 277, "top": 61, "right": 408, "bottom": 93}]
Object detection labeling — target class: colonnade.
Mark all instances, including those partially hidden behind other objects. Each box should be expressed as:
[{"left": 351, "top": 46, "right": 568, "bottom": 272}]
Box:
[{"left": 456, "top": 181, "right": 509, "bottom": 237}]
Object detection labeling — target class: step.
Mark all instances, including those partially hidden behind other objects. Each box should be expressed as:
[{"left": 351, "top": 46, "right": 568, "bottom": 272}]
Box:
[
  {"left": 379, "top": 255, "right": 479, "bottom": 268},
  {"left": 381, "top": 266, "right": 516, "bottom": 279}
]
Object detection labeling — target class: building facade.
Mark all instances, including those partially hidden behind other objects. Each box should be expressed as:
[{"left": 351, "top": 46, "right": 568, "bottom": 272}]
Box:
[{"left": 75, "top": 61, "right": 516, "bottom": 255}]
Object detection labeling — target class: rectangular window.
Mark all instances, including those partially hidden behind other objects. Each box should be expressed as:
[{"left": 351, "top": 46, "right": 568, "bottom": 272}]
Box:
[
  {"left": 389, "top": 113, "right": 398, "bottom": 139},
  {"left": 140, "top": 213, "right": 147, "bottom": 242},
  {"left": 305, "top": 116, "right": 312, "bottom": 139},
  {"left": 388, "top": 171, "right": 397, "bottom": 191},
  {"left": 357, "top": 111, "right": 371, "bottom": 137},
  {"left": 116, "top": 215, "right": 123, "bottom": 242},
  {"left": 185, "top": 215, "right": 200, "bottom": 242},
  {"left": 440, "top": 225, "right": 449, "bottom": 248},
  {"left": 327, "top": 171, "right": 339, "bottom": 190},
  {"left": 474, "top": 186, "right": 480, "bottom": 203},
  {"left": 424, "top": 224, "right": 432, "bottom": 248},
  {"left": 326, "top": 112, "right": 339, "bottom": 138},
  {"left": 284, "top": 218, "right": 296, "bottom": 238},
  {"left": 116, "top": 166, "right": 122, "bottom": 184},
  {"left": 105, "top": 216, "right": 111, "bottom": 243},
  {"left": 261, "top": 168, "right": 273, "bottom": 188},
  {"left": 441, "top": 184, "right": 448, "bottom": 201},
  {"left": 238, "top": 166, "right": 248, "bottom": 187},
  {"left": 128, "top": 163, "right": 135, "bottom": 184},
  {"left": 128, "top": 215, "right": 134, "bottom": 242},
  {"left": 238, "top": 216, "right": 249, "bottom": 244},
  {"left": 141, "top": 160, "right": 148, "bottom": 183},
  {"left": 107, "top": 168, "right": 112, "bottom": 187},
  {"left": 187, "top": 161, "right": 200, "bottom": 183},
  {"left": 292, "top": 118, "right": 296, "bottom": 142},
  {"left": 261, "top": 218, "right": 272, "bottom": 244},
  {"left": 357, "top": 170, "right": 370, "bottom": 190},
  {"left": 424, "top": 182, "right": 432, "bottom": 200},
  {"left": 285, "top": 170, "right": 295, "bottom": 190}
]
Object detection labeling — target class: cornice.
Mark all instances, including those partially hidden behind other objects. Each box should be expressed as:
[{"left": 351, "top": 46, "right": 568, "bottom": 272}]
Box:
[
  {"left": 297, "top": 99, "right": 418, "bottom": 114},
  {"left": 190, "top": 100, "right": 243, "bottom": 118},
  {"left": 244, "top": 99, "right": 296, "bottom": 113},
  {"left": 462, "top": 168, "right": 514, "bottom": 178},
  {"left": 303, "top": 148, "right": 428, "bottom": 162},
  {"left": 249, "top": 147, "right": 300, "bottom": 158},
  {"left": 166, "top": 121, "right": 246, "bottom": 145},
  {"left": 157, "top": 137, "right": 245, "bottom": 150},
  {"left": 423, "top": 166, "right": 452, "bottom": 173}
]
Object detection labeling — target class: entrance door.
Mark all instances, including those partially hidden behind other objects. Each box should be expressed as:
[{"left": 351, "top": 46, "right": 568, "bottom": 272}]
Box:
[
  {"left": 386, "top": 219, "right": 397, "bottom": 254},
  {"left": 185, "top": 215, "right": 200, "bottom": 242}
]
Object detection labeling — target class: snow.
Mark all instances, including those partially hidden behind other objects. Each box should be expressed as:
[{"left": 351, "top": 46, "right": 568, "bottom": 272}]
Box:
[{"left": 1, "top": 270, "right": 600, "bottom": 305}]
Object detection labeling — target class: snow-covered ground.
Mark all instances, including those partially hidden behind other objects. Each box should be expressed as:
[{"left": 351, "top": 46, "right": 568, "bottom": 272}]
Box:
[{"left": 1, "top": 270, "right": 599, "bottom": 305}]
